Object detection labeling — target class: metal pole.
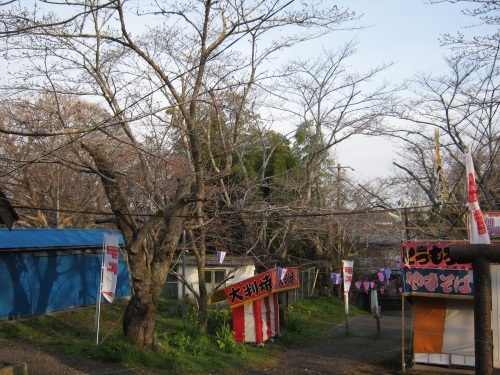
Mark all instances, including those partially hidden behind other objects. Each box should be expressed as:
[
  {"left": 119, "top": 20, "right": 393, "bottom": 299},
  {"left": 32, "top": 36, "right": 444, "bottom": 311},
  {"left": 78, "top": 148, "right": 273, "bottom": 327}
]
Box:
[
  {"left": 181, "top": 230, "right": 186, "bottom": 325},
  {"left": 344, "top": 292, "right": 349, "bottom": 332},
  {"left": 402, "top": 294, "right": 406, "bottom": 374},
  {"left": 94, "top": 243, "right": 105, "bottom": 345}
]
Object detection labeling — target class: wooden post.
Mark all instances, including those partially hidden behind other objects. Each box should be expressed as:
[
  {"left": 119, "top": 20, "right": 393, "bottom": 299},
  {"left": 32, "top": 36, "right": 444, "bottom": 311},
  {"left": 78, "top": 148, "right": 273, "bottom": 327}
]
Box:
[
  {"left": 402, "top": 294, "right": 406, "bottom": 374},
  {"left": 450, "top": 244, "right": 500, "bottom": 375}
]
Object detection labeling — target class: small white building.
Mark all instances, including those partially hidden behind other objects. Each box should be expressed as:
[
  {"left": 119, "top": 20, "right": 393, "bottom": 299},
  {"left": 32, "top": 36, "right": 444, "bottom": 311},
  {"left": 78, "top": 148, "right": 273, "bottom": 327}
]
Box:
[{"left": 172, "top": 257, "right": 256, "bottom": 301}]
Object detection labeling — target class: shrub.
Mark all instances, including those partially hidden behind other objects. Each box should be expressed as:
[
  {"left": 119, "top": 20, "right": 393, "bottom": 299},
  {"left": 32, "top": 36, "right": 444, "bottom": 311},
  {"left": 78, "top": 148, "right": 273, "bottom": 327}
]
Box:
[
  {"left": 207, "top": 308, "right": 232, "bottom": 334},
  {"left": 284, "top": 305, "right": 310, "bottom": 334},
  {"left": 215, "top": 323, "right": 245, "bottom": 355}
]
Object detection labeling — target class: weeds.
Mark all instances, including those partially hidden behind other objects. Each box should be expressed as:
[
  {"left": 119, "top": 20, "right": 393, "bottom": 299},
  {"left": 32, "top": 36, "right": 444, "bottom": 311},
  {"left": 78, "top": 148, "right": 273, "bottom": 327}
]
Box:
[
  {"left": 215, "top": 323, "right": 245, "bottom": 354},
  {"left": 0, "top": 296, "right": 363, "bottom": 374},
  {"left": 284, "top": 305, "right": 310, "bottom": 334}
]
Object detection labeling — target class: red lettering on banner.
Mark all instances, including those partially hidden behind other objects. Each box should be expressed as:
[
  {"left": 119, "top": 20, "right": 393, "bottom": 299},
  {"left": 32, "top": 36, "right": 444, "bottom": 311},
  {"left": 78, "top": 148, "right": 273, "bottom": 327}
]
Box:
[
  {"left": 439, "top": 274, "right": 454, "bottom": 293},
  {"left": 455, "top": 274, "right": 472, "bottom": 294},
  {"left": 106, "top": 245, "right": 119, "bottom": 259},
  {"left": 473, "top": 210, "right": 487, "bottom": 235},
  {"left": 107, "top": 262, "right": 118, "bottom": 275},
  {"left": 405, "top": 271, "right": 425, "bottom": 291},
  {"left": 423, "top": 273, "right": 438, "bottom": 292},
  {"left": 468, "top": 173, "right": 477, "bottom": 202},
  {"left": 344, "top": 267, "right": 353, "bottom": 273}
]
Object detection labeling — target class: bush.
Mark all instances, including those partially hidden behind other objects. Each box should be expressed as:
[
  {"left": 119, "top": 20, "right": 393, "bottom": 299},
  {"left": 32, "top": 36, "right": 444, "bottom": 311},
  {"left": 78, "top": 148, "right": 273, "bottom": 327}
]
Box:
[
  {"left": 185, "top": 307, "right": 200, "bottom": 335},
  {"left": 0, "top": 322, "right": 28, "bottom": 338},
  {"left": 215, "top": 323, "right": 245, "bottom": 355},
  {"left": 207, "top": 308, "right": 232, "bottom": 334},
  {"left": 284, "top": 305, "right": 310, "bottom": 334}
]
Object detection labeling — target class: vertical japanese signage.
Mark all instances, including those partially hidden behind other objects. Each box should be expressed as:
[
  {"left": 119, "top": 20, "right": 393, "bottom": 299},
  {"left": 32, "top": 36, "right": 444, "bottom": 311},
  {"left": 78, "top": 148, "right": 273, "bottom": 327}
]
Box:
[
  {"left": 102, "top": 234, "right": 119, "bottom": 303},
  {"left": 465, "top": 149, "right": 490, "bottom": 244},
  {"left": 343, "top": 260, "right": 354, "bottom": 294},
  {"left": 343, "top": 260, "right": 354, "bottom": 316}
]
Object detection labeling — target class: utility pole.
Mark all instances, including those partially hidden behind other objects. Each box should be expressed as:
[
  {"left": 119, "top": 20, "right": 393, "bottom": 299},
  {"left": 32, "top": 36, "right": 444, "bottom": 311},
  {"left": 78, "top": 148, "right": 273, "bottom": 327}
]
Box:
[
  {"left": 337, "top": 163, "right": 342, "bottom": 210},
  {"left": 336, "top": 163, "right": 354, "bottom": 210}
]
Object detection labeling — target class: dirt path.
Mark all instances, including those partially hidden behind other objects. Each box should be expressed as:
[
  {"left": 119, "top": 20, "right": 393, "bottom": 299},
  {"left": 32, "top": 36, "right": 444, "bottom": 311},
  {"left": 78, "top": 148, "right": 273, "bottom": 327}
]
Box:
[{"left": 242, "top": 309, "right": 414, "bottom": 375}]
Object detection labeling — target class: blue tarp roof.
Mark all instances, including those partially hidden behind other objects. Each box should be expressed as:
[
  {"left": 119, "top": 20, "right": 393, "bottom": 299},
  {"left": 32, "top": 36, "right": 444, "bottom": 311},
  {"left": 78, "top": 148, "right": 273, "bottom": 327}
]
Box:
[{"left": 0, "top": 228, "right": 124, "bottom": 250}]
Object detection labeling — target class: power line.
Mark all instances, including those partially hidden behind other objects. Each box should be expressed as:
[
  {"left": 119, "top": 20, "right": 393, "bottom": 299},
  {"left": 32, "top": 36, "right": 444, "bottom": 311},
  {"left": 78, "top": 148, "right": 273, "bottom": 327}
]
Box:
[
  {"left": 0, "top": 1, "right": 294, "bottom": 179},
  {"left": 5, "top": 199, "right": 485, "bottom": 221}
]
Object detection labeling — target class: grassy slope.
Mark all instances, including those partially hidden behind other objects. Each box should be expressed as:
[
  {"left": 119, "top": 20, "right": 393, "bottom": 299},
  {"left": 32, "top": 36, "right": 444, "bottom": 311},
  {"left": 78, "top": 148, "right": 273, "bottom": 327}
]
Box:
[{"left": 0, "top": 296, "right": 365, "bottom": 374}]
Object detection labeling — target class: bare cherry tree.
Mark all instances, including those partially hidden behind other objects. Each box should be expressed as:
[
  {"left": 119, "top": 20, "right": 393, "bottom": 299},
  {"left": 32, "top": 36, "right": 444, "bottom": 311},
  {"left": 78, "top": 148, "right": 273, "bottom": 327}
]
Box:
[
  {"left": 0, "top": 0, "right": 358, "bottom": 347},
  {"left": 266, "top": 42, "right": 395, "bottom": 260}
]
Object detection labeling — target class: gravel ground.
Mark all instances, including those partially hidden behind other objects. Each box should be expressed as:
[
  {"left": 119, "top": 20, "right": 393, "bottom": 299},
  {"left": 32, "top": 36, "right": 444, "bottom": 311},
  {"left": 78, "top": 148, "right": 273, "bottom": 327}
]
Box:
[
  {"left": 242, "top": 309, "right": 415, "bottom": 375},
  {"left": 0, "top": 309, "right": 459, "bottom": 375}
]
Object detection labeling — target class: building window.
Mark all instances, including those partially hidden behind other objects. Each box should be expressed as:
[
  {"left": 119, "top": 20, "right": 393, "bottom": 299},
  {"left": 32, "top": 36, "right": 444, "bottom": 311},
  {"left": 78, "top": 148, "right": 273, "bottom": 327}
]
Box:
[{"left": 205, "top": 269, "right": 226, "bottom": 292}]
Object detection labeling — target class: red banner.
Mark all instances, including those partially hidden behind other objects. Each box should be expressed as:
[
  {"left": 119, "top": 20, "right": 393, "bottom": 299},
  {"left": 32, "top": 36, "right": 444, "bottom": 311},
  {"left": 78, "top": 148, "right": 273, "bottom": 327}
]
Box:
[{"left": 224, "top": 268, "right": 299, "bottom": 308}]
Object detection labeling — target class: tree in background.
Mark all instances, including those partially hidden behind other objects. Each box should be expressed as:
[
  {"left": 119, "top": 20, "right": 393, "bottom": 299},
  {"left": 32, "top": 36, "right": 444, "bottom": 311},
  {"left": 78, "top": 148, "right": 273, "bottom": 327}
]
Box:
[{"left": 0, "top": 96, "right": 109, "bottom": 228}]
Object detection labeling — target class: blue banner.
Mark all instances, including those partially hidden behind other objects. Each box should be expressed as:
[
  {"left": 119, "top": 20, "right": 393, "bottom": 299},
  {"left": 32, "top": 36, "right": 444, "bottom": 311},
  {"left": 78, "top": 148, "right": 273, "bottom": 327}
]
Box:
[{"left": 403, "top": 268, "right": 473, "bottom": 297}]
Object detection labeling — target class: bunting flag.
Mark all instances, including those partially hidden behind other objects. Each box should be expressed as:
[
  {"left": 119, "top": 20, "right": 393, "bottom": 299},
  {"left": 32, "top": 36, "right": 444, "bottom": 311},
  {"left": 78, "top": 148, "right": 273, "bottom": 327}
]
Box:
[
  {"left": 278, "top": 268, "right": 287, "bottom": 281},
  {"left": 371, "top": 282, "right": 375, "bottom": 289},
  {"left": 465, "top": 149, "right": 490, "bottom": 244},
  {"left": 363, "top": 281, "right": 370, "bottom": 292},
  {"left": 331, "top": 273, "right": 342, "bottom": 285},
  {"left": 217, "top": 250, "right": 227, "bottom": 264},
  {"left": 384, "top": 268, "right": 392, "bottom": 285},
  {"left": 377, "top": 272, "right": 385, "bottom": 282},
  {"left": 102, "top": 234, "right": 119, "bottom": 303},
  {"left": 355, "top": 281, "right": 362, "bottom": 291},
  {"left": 435, "top": 129, "right": 449, "bottom": 203}
]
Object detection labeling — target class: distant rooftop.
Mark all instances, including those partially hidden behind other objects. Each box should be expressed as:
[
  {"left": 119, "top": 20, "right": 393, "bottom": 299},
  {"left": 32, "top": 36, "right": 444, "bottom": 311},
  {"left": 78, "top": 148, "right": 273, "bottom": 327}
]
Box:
[{"left": 0, "top": 228, "right": 123, "bottom": 250}]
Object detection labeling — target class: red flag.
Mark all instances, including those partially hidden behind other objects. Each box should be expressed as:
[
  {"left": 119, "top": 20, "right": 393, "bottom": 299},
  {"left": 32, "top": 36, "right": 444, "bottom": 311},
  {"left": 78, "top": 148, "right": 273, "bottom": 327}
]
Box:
[{"left": 465, "top": 149, "right": 490, "bottom": 244}]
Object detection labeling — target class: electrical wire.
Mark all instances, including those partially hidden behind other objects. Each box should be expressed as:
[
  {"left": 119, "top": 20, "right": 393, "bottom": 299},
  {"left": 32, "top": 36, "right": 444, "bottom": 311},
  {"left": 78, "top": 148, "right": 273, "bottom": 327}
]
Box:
[{"left": 0, "top": 1, "right": 298, "bottom": 179}]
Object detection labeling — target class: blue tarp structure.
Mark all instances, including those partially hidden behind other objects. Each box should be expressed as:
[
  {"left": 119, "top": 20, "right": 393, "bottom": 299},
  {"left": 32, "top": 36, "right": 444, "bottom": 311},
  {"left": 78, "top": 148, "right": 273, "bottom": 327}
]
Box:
[{"left": 0, "top": 228, "right": 131, "bottom": 319}]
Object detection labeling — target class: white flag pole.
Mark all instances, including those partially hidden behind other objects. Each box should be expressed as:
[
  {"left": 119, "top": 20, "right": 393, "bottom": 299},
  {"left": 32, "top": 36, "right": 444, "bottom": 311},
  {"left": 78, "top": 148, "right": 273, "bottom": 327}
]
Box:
[{"left": 94, "top": 237, "right": 106, "bottom": 345}]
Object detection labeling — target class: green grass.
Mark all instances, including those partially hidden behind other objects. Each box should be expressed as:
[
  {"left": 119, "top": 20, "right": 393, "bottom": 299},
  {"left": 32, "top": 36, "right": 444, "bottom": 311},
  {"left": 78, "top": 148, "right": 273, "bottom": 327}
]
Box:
[{"left": 0, "top": 296, "right": 364, "bottom": 374}]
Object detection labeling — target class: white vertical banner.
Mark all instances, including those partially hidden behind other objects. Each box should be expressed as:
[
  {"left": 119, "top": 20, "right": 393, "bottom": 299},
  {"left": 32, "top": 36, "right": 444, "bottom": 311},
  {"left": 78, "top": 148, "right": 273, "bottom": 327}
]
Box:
[
  {"left": 465, "top": 149, "right": 491, "bottom": 245},
  {"left": 343, "top": 260, "right": 354, "bottom": 315},
  {"left": 102, "top": 234, "right": 120, "bottom": 303}
]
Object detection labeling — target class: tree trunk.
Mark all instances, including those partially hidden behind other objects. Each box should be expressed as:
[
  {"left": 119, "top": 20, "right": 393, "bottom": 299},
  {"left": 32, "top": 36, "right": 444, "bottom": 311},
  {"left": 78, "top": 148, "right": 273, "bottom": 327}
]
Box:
[{"left": 123, "top": 293, "right": 158, "bottom": 349}]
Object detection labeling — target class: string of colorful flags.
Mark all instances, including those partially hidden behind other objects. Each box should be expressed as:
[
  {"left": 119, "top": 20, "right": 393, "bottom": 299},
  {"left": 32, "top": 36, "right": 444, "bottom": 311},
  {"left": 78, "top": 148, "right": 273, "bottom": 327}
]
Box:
[{"left": 331, "top": 267, "right": 403, "bottom": 295}]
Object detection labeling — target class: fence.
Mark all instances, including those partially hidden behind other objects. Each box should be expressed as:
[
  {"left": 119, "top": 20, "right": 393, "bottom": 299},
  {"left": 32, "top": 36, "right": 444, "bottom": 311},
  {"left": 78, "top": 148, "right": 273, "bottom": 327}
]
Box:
[{"left": 285, "top": 267, "right": 317, "bottom": 304}]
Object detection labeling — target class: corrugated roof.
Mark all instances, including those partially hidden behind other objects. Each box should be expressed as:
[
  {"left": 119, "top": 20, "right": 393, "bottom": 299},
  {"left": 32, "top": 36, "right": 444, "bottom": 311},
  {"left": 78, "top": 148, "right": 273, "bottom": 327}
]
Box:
[{"left": 0, "top": 228, "right": 124, "bottom": 250}]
